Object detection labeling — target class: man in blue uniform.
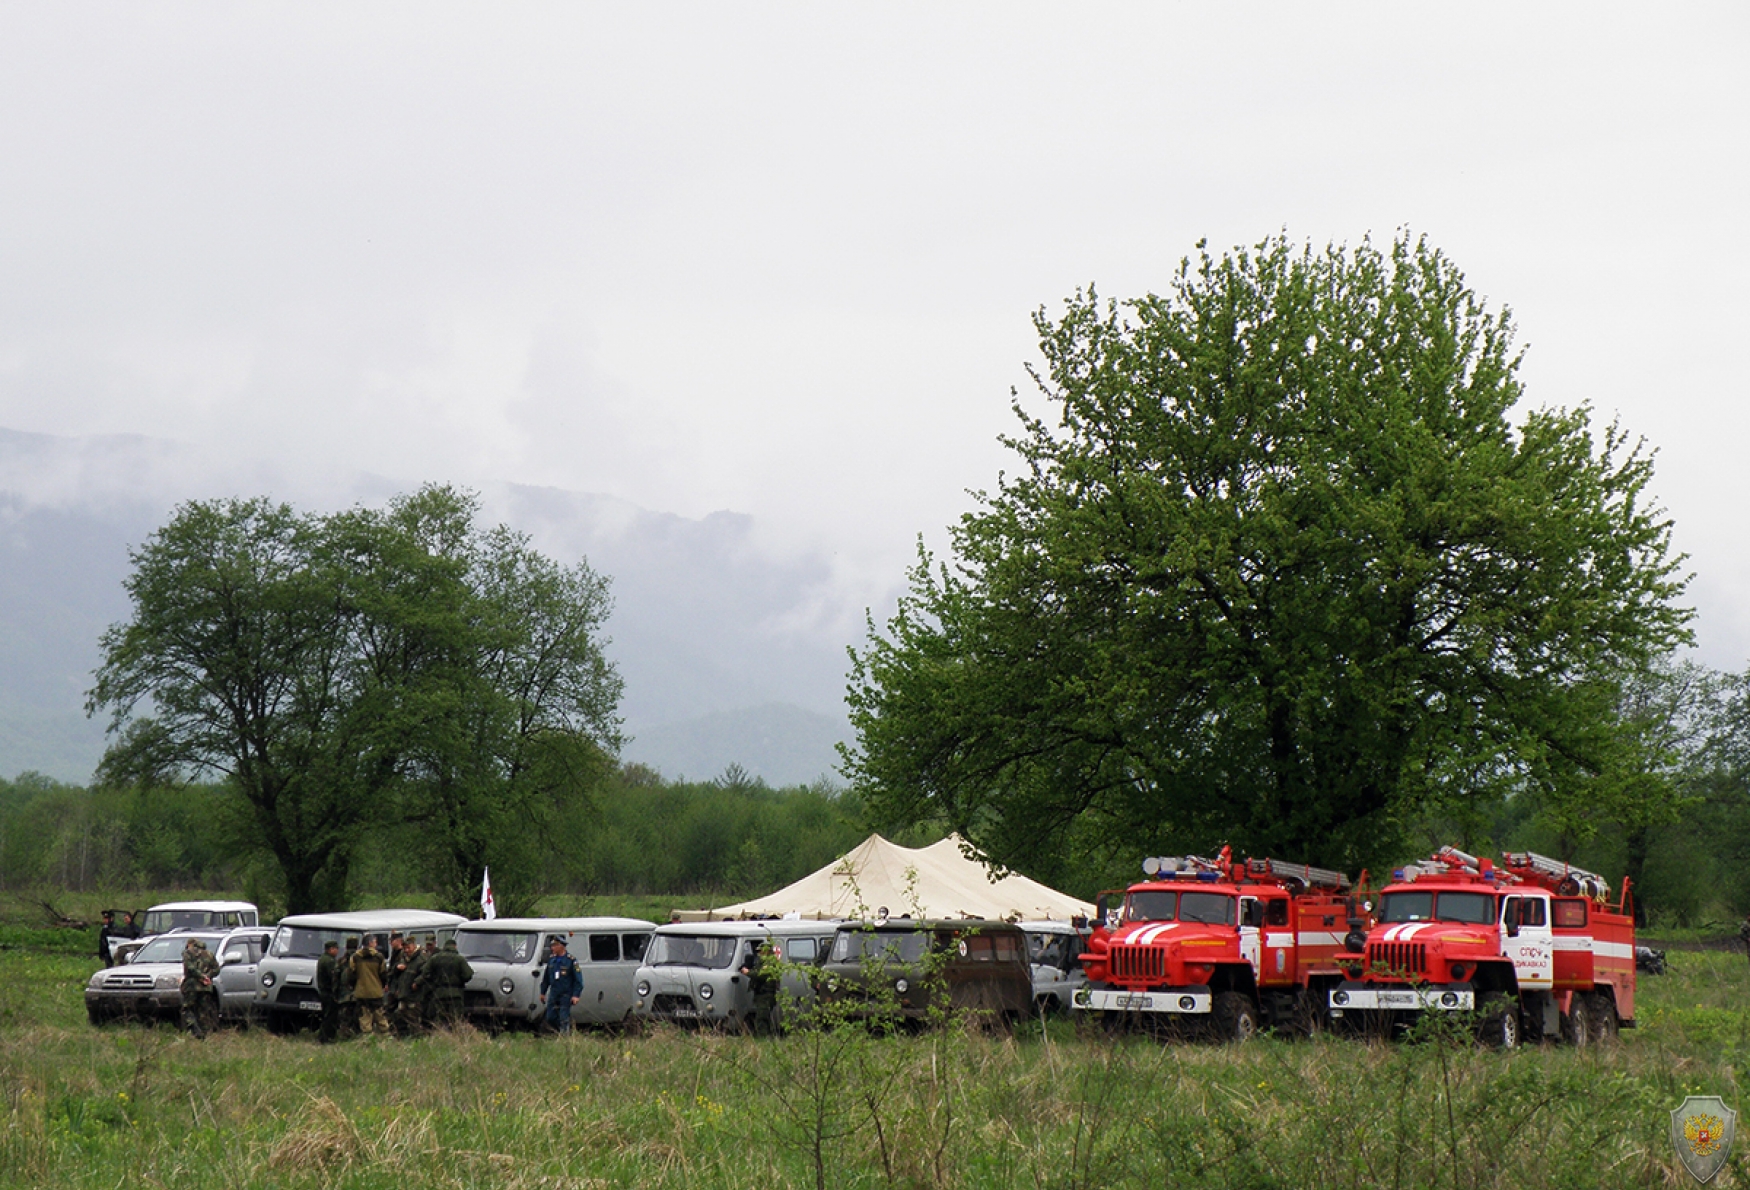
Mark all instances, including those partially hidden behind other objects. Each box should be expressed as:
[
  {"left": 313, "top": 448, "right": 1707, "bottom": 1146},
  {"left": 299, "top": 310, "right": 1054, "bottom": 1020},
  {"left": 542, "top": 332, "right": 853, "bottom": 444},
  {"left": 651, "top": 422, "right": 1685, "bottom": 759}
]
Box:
[{"left": 539, "top": 936, "right": 583, "bottom": 1035}]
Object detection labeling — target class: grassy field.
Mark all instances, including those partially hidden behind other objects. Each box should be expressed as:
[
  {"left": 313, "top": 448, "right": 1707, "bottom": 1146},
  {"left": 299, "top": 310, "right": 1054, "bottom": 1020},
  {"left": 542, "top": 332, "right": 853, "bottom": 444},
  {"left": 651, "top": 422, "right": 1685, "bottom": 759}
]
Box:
[{"left": 2, "top": 902, "right": 1749, "bottom": 1188}]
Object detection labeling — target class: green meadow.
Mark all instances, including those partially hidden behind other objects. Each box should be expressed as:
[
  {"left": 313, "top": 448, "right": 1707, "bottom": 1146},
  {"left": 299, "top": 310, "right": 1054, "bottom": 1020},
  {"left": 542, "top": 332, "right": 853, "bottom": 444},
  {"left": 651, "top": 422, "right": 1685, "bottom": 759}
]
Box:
[{"left": 2, "top": 908, "right": 1748, "bottom": 1189}]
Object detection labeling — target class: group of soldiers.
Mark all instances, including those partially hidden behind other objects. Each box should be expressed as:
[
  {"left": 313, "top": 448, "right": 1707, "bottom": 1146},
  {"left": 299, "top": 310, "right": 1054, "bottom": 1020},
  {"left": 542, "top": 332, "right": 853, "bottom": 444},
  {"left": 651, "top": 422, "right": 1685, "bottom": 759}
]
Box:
[{"left": 313, "top": 932, "right": 475, "bottom": 1042}]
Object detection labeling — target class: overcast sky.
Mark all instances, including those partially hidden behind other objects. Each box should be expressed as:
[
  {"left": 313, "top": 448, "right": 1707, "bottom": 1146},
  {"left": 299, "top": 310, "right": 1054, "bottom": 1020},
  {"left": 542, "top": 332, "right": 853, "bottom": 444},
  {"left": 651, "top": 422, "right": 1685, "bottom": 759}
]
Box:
[{"left": 3, "top": 5, "right": 1748, "bottom": 668}]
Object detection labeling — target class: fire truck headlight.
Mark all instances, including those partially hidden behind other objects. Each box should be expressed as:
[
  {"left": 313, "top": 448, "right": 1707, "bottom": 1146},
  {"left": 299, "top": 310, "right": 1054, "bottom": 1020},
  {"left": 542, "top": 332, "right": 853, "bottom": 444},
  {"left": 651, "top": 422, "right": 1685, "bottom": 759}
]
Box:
[
  {"left": 1441, "top": 992, "right": 1458, "bottom": 1008},
  {"left": 1178, "top": 996, "right": 1195, "bottom": 1010},
  {"left": 1074, "top": 988, "right": 1090, "bottom": 1007},
  {"left": 1449, "top": 963, "right": 1467, "bottom": 981},
  {"left": 1333, "top": 991, "right": 1349, "bottom": 1006},
  {"left": 894, "top": 978, "right": 909, "bottom": 994}
]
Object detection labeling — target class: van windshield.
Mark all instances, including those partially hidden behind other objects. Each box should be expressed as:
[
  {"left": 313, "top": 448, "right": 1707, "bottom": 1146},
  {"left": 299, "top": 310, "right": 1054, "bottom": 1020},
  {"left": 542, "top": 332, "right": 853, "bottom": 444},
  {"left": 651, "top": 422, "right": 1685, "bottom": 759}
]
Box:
[
  {"left": 830, "top": 930, "right": 931, "bottom": 963},
  {"left": 144, "top": 909, "right": 243, "bottom": 933},
  {"left": 457, "top": 931, "right": 540, "bottom": 964},
  {"left": 270, "top": 926, "right": 450, "bottom": 958},
  {"left": 645, "top": 934, "right": 741, "bottom": 969}
]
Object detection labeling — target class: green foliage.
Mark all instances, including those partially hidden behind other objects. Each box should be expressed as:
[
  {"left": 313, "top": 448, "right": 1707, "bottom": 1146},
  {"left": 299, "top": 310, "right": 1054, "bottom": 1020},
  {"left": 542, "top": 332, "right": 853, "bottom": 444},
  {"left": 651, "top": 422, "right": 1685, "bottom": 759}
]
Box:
[
  {"left": 846, "top": 232, "right": 1692, "bottom": 883},
  {"left": 84, "top": 486, "right": 622, "bottom": 914}
]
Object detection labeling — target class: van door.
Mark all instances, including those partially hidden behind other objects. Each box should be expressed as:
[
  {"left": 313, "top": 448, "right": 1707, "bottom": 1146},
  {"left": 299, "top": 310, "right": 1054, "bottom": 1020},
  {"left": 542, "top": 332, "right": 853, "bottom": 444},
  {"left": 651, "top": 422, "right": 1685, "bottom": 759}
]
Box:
[
  {"left": 1238, "top": 896, "right": 1262, "bottom": 974},
  {"left": 217, "top": 933, "right": 267, "bottom": 1019},
  {"left": 579, "top": 932, "right": 636, "bottom": 1025}
]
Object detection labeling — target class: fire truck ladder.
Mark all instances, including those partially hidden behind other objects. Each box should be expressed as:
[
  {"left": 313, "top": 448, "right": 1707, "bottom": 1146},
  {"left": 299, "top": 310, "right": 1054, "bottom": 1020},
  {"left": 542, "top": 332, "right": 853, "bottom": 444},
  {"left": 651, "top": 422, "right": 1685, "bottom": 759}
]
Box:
[
  {"left": 1247, "top": 858, "right": 1351, "bottom": 891},
  {"left": 1502, "top": 851, "right": 1611, "bottom": 899}
]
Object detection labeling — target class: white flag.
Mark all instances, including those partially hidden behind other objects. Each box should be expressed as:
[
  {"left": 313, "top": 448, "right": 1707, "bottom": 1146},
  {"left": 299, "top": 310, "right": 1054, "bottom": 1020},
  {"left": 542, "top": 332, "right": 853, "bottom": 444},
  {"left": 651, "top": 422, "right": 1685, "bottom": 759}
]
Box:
[{"left": 480, "top": 867, "right": 497, "bottom": 920}]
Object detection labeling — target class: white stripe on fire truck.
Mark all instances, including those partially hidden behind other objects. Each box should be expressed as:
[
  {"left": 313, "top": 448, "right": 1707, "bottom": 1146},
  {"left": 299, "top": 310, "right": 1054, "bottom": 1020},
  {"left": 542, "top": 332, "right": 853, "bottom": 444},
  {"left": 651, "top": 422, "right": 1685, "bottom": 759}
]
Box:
[
  {"left": 1593, "top": 940, "right": 1635, "bottom": 960},
  {"left": 1131, "top": 923, "right": 1181, "bottom": 945}
]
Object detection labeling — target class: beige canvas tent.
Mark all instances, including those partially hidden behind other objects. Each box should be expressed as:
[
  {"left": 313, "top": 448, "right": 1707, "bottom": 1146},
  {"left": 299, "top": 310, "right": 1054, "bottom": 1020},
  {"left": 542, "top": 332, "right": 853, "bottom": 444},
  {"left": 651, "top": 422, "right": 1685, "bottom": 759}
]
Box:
[{"left": 675, "top": 833, "right": 1094, "bottom": 922}]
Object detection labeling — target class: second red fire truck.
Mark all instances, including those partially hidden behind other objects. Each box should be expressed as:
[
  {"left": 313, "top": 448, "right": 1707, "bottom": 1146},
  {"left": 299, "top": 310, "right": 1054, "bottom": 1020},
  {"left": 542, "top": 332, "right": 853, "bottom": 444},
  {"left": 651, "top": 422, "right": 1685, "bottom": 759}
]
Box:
[{"left": 1326, "top": 846, "right": 1636, "bottom": 1048}]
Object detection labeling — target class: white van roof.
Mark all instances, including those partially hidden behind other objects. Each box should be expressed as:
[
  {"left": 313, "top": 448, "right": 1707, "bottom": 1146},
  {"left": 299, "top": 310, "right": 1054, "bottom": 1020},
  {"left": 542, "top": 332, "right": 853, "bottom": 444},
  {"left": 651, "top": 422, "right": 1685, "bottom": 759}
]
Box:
[
  {"left": 273, "top": 909, "right": 466, "bottom": 931},
  {"left": 457, "top": 916, "right": 654, "bottom": 933},
  {"left": 652, "top": 919, "right": 839, "bottom": 938},
  {"left": 145, "top": 901, "right": 258, "bottom": 914}
]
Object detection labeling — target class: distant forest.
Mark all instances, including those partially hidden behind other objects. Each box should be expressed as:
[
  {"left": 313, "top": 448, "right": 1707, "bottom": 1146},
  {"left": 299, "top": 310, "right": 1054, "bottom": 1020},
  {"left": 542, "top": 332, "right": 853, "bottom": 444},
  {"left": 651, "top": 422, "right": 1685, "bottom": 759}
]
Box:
[{"left": 0, "top": 764, "right": 888, "bottom": 918}]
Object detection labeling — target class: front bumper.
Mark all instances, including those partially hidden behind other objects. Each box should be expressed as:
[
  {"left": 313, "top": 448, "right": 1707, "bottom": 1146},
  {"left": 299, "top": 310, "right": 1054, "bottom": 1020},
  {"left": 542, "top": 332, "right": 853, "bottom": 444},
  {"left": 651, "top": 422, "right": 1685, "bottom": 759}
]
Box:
[
  {"left": 1073, "top": 985, "right": 1212, "bottom": 1015},
  {"left": 1327, "top": 983, "right": 1475, "bottom": 1013},
  {"left": 85, "top": 989, "right": 180, "bottom": 1018}
]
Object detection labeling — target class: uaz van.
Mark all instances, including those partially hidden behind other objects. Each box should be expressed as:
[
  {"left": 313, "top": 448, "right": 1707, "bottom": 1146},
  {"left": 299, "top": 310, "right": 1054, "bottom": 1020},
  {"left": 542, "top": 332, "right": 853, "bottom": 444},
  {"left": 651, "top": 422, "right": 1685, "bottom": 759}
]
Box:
[
  {"left": 816, "top": 919, "right": 1033, "bottom": 1029},
  {"left": 455, "top": 916, "right": 656, "bottom": 1028},
  {"left": 255, "top": 909, "right": 466, "bottom": 1032},
  {"left": 633, "top": 919, "right": 839, "bottom": 1031}
]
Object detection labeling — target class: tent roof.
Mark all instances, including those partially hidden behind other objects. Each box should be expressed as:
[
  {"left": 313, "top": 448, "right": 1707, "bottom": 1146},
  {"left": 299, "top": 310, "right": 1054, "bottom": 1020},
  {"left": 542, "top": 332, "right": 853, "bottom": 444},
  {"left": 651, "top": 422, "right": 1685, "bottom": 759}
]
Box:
[{"left": 674, "top": 834, "right": 1093, "bottom": 923}]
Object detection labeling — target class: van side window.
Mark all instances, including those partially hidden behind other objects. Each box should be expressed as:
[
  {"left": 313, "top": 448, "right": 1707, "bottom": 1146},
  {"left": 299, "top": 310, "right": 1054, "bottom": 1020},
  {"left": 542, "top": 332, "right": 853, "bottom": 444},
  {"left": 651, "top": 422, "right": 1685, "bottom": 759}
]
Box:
[
  {"left": 786, "top": 937, "right": 817, "bottom": 962},
  {"left": 589, "top": 934, "right": 620, "bottom": 963},
  {"left": 961, "top": 935, "right": 995, "bottom": 961},
  {"left": 1552, "top": 900, "right": 1587, "bottom": 928},
  {"left": 992, "top": 933, "right": 1022, "bottom": 962},
  {"left": 622, "top": 934, "right": 650, "bottom": 962}
]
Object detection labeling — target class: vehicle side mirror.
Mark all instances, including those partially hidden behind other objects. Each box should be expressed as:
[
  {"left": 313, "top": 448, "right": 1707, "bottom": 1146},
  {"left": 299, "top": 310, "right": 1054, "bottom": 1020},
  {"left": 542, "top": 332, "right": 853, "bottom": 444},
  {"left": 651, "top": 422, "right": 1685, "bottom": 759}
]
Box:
[
  {"left": 1093, "top": 894, "right": 1110, "bottom": 924},
  {"left": 1504, "top": 903, "right": 1520, "bottom": 937}
]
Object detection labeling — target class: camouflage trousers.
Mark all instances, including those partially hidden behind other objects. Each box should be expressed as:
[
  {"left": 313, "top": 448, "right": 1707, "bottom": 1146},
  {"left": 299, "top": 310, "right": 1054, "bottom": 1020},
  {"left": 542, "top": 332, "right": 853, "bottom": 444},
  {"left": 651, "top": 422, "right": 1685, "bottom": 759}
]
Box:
[
  {"left": 356, "top": 998, "right": 390, "bottom": 1036},
  {"left": 181, "top": 990, "right": 219, "bottom": 1039}
]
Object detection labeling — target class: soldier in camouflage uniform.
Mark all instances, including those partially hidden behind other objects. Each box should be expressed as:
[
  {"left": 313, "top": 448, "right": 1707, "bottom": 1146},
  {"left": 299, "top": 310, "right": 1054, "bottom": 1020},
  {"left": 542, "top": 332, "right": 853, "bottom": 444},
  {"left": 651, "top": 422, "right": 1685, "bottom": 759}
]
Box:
[
  {"left": 390, "top": 936, "right": 426, "bottom": 1035},
  {"left": 422, "top": 938, "right": 475, "bottom": 1027},
  {"left": 179, "top": 938, "right": 221, "bottom": 1039},
  {"left": 315, "top": 939, "right": 343, "bottom": 1043}
]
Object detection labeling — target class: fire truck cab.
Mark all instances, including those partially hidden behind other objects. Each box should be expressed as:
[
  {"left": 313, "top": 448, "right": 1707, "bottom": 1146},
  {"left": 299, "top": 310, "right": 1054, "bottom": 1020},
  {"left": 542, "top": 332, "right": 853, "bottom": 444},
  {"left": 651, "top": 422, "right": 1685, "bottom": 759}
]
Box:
[
  {"left": 1327, "top": 847, "right": 1635, "bottom": 1048},
  {"left": 1074, "top": 849, "right": 1370, "bottom": 1040}
]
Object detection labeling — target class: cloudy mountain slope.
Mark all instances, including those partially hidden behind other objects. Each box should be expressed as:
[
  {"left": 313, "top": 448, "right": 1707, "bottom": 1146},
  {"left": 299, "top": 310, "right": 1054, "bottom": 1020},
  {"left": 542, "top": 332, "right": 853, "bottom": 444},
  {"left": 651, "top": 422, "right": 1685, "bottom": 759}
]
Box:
[{"left": 0, "top": 427, "right": 861, "bottom": 785}]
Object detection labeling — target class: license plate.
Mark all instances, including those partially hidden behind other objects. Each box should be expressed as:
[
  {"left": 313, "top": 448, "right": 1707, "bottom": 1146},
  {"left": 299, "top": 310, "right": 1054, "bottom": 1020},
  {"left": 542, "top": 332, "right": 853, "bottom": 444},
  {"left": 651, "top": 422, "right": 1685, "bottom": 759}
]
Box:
[
  {"left": 1116, "top": 994, "right": 1153, "bottom": 1009},
  {"left": 1378, "top": 992, "right": 1415, "bottom": 1007},
  {"left": 300, "top": 1000, "right": 321, "bottom": 1011}
]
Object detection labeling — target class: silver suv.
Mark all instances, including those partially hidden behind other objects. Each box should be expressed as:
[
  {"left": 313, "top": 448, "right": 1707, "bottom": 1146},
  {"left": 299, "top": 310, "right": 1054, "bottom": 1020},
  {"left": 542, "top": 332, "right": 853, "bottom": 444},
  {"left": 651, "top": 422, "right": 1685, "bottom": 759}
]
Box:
[{"left": 85, "top": 926, "right": 273, "bottom": 1026}]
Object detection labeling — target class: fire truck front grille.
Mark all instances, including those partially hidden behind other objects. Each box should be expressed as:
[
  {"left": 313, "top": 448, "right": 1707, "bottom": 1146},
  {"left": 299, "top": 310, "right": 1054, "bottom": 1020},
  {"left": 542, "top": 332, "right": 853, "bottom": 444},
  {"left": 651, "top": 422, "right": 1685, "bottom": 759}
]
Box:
[
  {"left": 1110, "top": 946, "right": 1166, "bottom": 982},
  {"left": 1368, "top": 941, "right": 1426, "bottom": 978}
]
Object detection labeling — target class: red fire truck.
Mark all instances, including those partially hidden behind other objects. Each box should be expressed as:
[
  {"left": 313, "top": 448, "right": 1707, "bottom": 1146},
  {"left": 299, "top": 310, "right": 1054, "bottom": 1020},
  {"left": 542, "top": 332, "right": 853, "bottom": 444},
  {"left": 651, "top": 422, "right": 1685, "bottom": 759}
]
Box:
[
  {"left": 1073, "top": 849, "right": 1371, "bottom": 1040},
  {"left": 1325, "top": 846, "right": 1635, "bottom": 1048}
]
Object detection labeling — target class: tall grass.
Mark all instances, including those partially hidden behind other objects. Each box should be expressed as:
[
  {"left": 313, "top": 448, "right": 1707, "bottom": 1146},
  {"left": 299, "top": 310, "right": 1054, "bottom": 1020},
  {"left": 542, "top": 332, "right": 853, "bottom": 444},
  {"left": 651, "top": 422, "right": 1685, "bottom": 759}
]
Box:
[{"left": 4, "top": 924, "right": 1750, "bottom": 1187}]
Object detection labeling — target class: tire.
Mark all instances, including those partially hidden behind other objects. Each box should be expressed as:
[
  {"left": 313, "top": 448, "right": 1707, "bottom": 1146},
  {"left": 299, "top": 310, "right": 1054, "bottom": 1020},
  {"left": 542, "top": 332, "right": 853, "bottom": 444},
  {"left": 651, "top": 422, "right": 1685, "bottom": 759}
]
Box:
[
  {"left": 1478, "top": 994, "right": 1519, "bottom": 1050},
  {"left": 1587, "top": 992, "right": 1618, "bottom": 1044},
  {"left": 1212, "top": 992, "right": 1260, "bottom": 1043},
  {"left": 1562, "top": 995, "right": 1592, "bottom": 1048},
  {"left": 87, "top": 1005, "right": 105, "bottom": 1027}
]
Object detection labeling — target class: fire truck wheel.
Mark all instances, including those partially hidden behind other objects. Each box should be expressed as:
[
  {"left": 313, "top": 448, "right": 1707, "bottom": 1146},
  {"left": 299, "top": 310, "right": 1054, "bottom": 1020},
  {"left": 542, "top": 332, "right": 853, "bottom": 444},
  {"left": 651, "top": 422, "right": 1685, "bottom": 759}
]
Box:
[
  {"left": 1562, "top": 995, "right": 1592, "bottom": 1048},
  {"left": 1213, "top": 992, "right": 1259, "bottom": 1043},
  {"left": 1478, "top": 994, "right": 1519, "bottom": 1050},
  {"left": 1587, "top": 993, "right": 1618, "bottom": 1044}
]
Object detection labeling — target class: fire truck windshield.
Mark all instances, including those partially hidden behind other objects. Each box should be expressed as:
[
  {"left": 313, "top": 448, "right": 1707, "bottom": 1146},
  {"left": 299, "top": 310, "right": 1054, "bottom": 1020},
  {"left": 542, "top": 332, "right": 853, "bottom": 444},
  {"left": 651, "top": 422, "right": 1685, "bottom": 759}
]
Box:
[
  {"left": 1379, "top": 890, "right": 1497, "bottom": 925},
  {"left": 1123, "top": 890, "right": 1235, "bottom": 925}
]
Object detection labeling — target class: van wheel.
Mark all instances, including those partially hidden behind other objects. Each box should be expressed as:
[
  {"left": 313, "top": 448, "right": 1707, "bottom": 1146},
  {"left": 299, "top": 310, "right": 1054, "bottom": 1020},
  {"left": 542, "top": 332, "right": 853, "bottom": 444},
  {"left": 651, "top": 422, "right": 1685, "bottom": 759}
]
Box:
[
  {"left": 1562, "top": 995, "right": 1592, "bottom": 1048},
  {"left": 1212, "top": 992, "right": 1259, "bottom": 1043}
]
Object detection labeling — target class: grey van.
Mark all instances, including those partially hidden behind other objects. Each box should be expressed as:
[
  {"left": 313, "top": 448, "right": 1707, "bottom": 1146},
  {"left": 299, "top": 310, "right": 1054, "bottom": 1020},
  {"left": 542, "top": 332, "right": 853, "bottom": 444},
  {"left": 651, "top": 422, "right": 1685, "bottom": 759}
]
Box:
[
  {"left": 816, "top": 919, "right": 1033, "bottom": 1029},
  {"left": 255, "top": 909, "right": 466, "bottom": 1032},
  {"left": 634, "top": 920, "right": 839, "bottom": 1032},
  {"left": 1020, "top": 921, "right": 1089, "bottom": 1015},
  {"left": 455, "top": 916, "right": 655, "bottom": 1028}
]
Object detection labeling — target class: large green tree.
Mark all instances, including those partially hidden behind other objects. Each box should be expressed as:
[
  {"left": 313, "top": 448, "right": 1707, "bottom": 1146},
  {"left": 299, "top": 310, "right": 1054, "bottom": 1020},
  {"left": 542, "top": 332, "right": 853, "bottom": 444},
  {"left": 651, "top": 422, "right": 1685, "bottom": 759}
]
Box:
[
  {"left": 844, "top": 233, "right": 1692, "bottom": 885},
  {"left": 87, "top": 485, "right": 622, "bottom": 913}
]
